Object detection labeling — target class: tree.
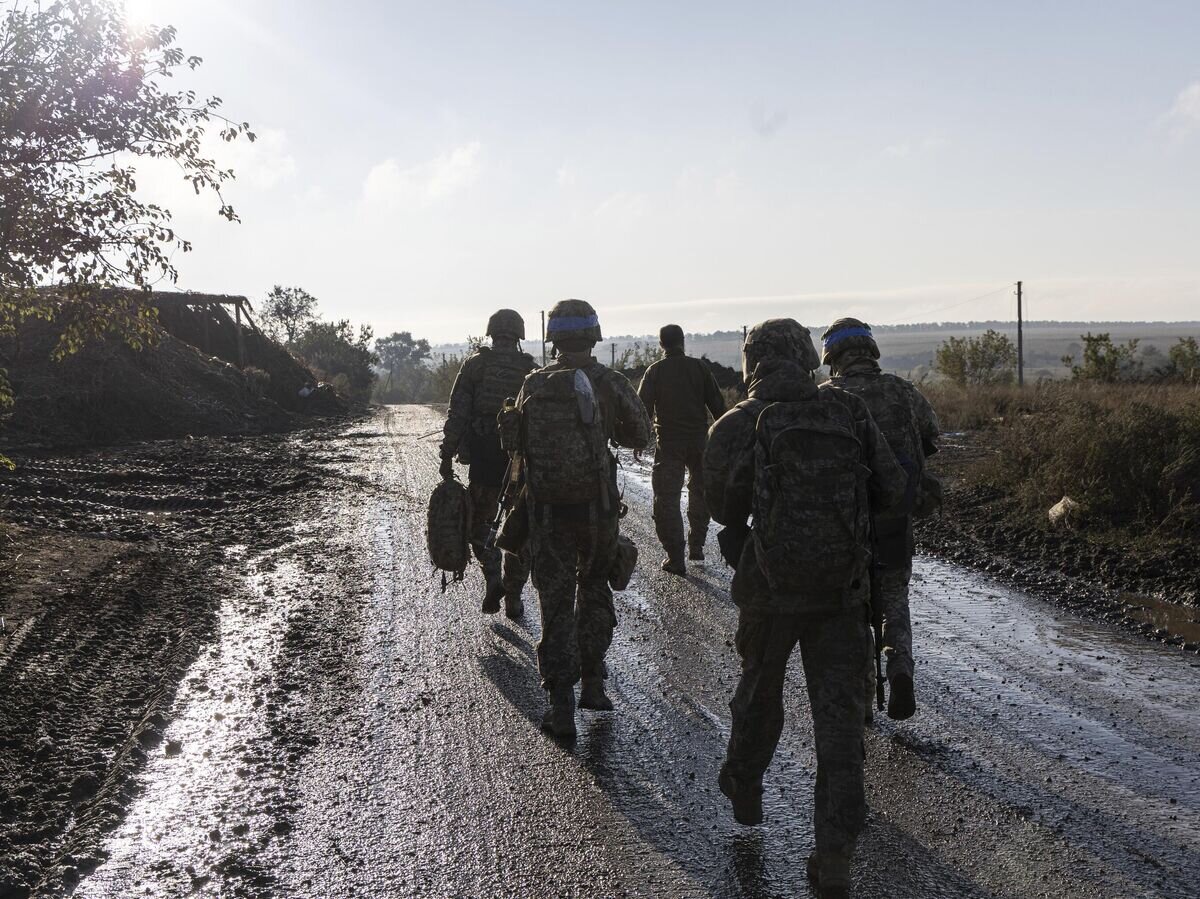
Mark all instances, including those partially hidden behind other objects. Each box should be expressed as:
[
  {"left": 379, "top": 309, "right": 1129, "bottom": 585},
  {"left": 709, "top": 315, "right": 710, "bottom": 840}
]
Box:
[
  {"left": 1063, "top": 332, "right": 1141, "bottom": 383},
  {"left": 376, "top": 331, "right": 432, "bottom": 377},
  {"left": 1167, "top": 337, "right": 1200, "bottom": 384},
  {"left": 291, "top": 319, "right": 378, "bottom": 402},
  {"left": 934, "top": 329, "right": 1017, "bottom": 387},
  {"left": 259, "top": 286, "right": 318, "bottom": 343}
]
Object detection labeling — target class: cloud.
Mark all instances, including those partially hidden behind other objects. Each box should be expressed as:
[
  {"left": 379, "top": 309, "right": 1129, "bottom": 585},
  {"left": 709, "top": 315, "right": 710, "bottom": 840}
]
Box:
[
  {"left": 750, "top": 102, "right": 788, "bottom": 139},
  {"left": 556, "top": 164, "right": 577, "bottom": 188},
  {"left": 221, "top": 127, "right": 298, "bottom": 189},
  {"left": 882, "top": 137, "right": 947, "bottom": 159},
  {"left": 363, "top": 142, "right": 482, "bottom": 207},
  {"left": 593, "top": 190, "right": 649, "bottom": 221},
  {"left": 1164, "top": 82, "right": 1200, "bottom": 138}
]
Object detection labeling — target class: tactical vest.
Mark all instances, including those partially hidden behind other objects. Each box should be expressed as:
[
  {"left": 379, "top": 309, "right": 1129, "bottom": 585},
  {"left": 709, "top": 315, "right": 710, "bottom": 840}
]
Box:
[
  {"left": 749, "top": 398, "right": 872, "bottom": 608},
  {"left": 520, "top": 367, "right": 611, "bottom": 506}
]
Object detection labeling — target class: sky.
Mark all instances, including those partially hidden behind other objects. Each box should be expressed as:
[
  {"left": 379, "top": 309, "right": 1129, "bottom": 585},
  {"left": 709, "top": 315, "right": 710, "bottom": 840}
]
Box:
[{"left": 112, "top": 0, "right": 1200, "bottom": 341}]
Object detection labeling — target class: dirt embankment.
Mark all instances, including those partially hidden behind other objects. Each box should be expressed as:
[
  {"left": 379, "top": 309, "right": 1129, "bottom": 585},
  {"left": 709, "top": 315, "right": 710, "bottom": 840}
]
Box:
[
  {"left": 917, "top": 432, "right": 1200, "bottom": 652},
  {"left": 1, "top": 299, "right": 345, "bottom": 450},
  {"left": 0, "top": 429, "right": 340, "bottom": 898}
]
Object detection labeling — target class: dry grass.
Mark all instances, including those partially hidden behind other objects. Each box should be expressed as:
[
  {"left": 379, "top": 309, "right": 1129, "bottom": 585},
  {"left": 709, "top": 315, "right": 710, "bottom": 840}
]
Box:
[{"left": 922, "top": 382, "right": 1200, "bottom": 535}]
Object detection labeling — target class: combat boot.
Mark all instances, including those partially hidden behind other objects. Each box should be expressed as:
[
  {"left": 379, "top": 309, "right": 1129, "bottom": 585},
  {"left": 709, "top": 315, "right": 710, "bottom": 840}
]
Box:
[
  {"left": 578, "top": 677, "right": 613, "bottom": 711},
  {"left": 807, "top": 850, "right": 851, "bottom": 899},
  {"left": 718, "top": 765, "right": 762, "bottom": 826},
  {"left": 481, "top": 573, "right": 504, "bottom": 614},
  {"left": 888, "top": 672, "right": 916, "bottom": 721},
  {"left": 503, "top": 590, "right": 524, "bottom": 619},
  {"left": 661, "top": 556, "right": 686, "bottom": 576},
  {"left": 688, "top": 544, "right": 704, "bottom": 562},
  {"left": 541, "top": 684, "right": 576, "bottom": 740}
]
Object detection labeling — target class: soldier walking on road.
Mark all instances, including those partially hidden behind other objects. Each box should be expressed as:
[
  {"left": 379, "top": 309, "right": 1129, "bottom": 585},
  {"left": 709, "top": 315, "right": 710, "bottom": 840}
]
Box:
[
  {"left": 822, "top": 318, "right": 940, "bottom": 720},
  {"left": 638, "top": 324, "right": 727, "bottom": 575},
  {"left": 705, "top": 319, "right": 906, "bottom": 899},
  {"left": 512, "top": 299, "right": 651, "bottom": 740},
  {"left": 440, "top": 310, "right": 537, "bottom": 618}
]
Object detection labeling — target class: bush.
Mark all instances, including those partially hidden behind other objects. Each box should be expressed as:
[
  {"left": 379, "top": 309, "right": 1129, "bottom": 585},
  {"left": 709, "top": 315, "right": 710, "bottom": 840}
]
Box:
[
  {"left": 934, "top": 329, "right": 1017, "bottom": 387},
  {"left": 291, "top": 320, "right": 378, "bottom": 403},
  {"left": 946, "top": 383, "right": 1200, "bottom": 535}
]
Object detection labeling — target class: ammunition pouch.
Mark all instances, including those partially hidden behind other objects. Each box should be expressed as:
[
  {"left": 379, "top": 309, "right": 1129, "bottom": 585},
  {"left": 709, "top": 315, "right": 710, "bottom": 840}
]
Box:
[
  {"left": 608, "top": 534, "right": 639, "bottom": 591},
  {"left": 497, "top": 401, "right": 521, "bottom": 453}
]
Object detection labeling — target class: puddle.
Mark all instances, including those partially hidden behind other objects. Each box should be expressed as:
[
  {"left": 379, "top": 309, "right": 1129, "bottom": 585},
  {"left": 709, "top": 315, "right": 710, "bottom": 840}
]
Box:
[{"left": 1120, "top": 592, "right": 1200, "bottom": 644}]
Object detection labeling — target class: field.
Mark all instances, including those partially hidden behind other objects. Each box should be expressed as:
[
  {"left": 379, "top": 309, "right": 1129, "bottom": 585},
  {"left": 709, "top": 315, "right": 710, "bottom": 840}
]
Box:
[{"left": 433, "top": 321, "right": 1200, "bottom": 380}]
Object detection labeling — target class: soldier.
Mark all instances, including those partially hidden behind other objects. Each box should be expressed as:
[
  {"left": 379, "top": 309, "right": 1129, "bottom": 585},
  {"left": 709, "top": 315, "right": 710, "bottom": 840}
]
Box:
[
  {"left": 513, "top": 299, "right": 651, "bottom": 739},
  {"left": 821, "top": 317, "right": 940, "bottom": 721},
  {"left": 705, "top": 319, "right": 906, "bottom": 899},
  {"left": 439, "top": 309, "right": 537, "bottom": 618},
  {"left": 637, "top": 324, "right": 727, "bottom": 574}
]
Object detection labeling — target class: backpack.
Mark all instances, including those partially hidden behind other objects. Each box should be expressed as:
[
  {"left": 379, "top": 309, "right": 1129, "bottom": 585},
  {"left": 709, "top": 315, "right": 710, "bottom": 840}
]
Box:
[
  {"left": 427, "top": 478, "right": 472, "bottom": 585},
  {"left": 829, "top": 373, "right": 923, "bottom": 512},
  {"left": 520, "top": 367, "right": 611, "bottom": 505},
  {"left": 750, "top": 398, "right": 872, "bottom": 606},
  {"left": 474, "top": 348, "right": 537, "bottom": 420}
]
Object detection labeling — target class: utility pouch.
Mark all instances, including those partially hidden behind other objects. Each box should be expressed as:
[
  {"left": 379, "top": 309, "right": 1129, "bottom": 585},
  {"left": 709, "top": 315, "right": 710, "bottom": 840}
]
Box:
[
  {"left": 608, "top": 534, "right": 639, "bottom": 591},
  {"left": 717, "top": 522, "right": 750, "bottom": 570},
  {"left": 497, "top": 399, "right": 521, "bottom": 453},
  {"left": 912, "top": 470, "right": 944, "bottom": 520},
  {"left": 495, "top": 486, "right": 530, "bottom": 554}
]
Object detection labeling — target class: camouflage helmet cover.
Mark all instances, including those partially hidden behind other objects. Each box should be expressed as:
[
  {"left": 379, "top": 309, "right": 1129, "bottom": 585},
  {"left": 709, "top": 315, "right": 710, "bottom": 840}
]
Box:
[
  {"left": 742, "top": 318, "right": 821, "bottom": 379},
  {"left": 486, "top": 308, "right": 525, "bottom": 339},
  {"left": 821, "top": 317, "right": 879, "bottom": 366},
  {"left": 546, "top": 298, "right": 602, "bottom": 343}
]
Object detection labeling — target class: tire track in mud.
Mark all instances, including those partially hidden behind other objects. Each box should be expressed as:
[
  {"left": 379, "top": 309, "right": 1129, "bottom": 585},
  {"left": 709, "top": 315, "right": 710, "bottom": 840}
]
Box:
[{"left": 67, "top": 406, "right": 1200, "bottom": 898}]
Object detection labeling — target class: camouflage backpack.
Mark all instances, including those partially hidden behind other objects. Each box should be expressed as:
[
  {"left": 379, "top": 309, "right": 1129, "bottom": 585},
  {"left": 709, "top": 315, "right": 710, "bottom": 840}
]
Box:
[
  {"left": 520, "top": 367, "right": 611, "bottom": 505},
  {"left": 750, "top": 398, "right": 872, "bottom": 607},
  {"left": 828, "top": 373, "right": 923, "bottom": 511},
  {"left": 473, "top": 348, "right": 537, "bottom": 420},
  {"left": 426, "top": 477, "right": 472, "bottom": 585}
]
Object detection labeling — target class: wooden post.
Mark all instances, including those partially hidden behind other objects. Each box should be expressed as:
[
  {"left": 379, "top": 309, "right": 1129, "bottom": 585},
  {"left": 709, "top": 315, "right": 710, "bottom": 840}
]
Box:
[
  {"left": 234, "top": 299, "right": 247, "bottom": 369},
  {"left": 541, "top": 310, "right": 547, "bottom": 365},
  {"left": 1016, "top": 280, "right": 1024, "bottom": 387},
  {"left": 611, "top": 342, "right": 616, "bottom": 367},
  {"left": 201, "top": 303, "right": 211, "bottom": 353}
]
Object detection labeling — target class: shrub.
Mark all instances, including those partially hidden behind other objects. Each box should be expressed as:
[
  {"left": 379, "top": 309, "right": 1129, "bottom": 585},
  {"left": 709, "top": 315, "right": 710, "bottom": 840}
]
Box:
[{"left": 934, "top": 329, "right": 1017, "bottom": 387}]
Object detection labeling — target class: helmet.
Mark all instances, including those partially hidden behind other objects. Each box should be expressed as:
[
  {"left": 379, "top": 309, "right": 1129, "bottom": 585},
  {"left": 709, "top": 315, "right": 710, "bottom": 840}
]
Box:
[
  {"left": 486, "top": 309, "right": 525, "bottom": 339},
  {"left": 821, "top": 317, "right": 879, "bottom": 366},
  {"left": 742, "top": 318, "right": 820, "bottom": 379},
  {"left": 546, "top": 298, "right": 602, "bottom": 344}
]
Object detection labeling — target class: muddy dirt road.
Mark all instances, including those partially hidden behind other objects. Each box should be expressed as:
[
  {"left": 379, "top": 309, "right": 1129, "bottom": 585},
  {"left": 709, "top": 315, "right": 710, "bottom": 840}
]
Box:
[{"left": 6, "top": 406, "right": 1200, "bottom": 898}]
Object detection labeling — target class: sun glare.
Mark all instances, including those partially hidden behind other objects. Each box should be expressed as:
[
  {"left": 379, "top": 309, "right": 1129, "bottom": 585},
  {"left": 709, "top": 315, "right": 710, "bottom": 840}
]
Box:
[{"left": 123, "top": 0, "right": 158, "bottom": 29}]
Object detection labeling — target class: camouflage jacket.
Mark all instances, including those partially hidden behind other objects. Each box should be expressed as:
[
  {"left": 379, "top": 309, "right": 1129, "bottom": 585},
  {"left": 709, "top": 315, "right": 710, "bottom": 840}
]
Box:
[
  {"left": 516, "top": 350, "right": 652, "bottom": 453},
  {"left": 705, "top": 358, "right": 907, "bottom": 553},
  {"left": 637, "top": 349, "right": 727, "bottom": 445},
  {"left": 440, "top": 343, "right": 537, "bottom": 459},
  {"left": 826, "top": 357, "right": 940, "bottom": 460}
]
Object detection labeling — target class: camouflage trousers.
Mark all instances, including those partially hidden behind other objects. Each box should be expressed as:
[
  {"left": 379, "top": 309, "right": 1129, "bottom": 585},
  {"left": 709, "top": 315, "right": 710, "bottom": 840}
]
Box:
[
  {"left": 879, "top": 559, "right": 913, "bottom": 679},
  {"left": 651, "top": 440, "right": 709, "bottom": 559},
  {"left": 529, "top": 509, "right": 619, "bottom": 690},
  {"left": 725, "top": 607, "right": 869, "bottom": 873},
  {"left": 468, "top": 482, "right": 529, "bottom": 595}
]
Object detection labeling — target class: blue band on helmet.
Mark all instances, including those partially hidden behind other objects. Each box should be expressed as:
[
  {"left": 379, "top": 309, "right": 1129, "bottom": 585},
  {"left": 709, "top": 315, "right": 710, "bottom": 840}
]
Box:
[
  {"left": 547, "top": 314, "right": 599, "bottom": 333},
  {"left": 823, "top": 325, "right": 873, "bottom": 349}
]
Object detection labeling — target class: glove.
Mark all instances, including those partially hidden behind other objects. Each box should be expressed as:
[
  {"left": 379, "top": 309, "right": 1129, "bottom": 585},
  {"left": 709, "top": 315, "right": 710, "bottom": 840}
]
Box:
[{"left": 439, "top": 455, "right": 454, "bottom": 481}]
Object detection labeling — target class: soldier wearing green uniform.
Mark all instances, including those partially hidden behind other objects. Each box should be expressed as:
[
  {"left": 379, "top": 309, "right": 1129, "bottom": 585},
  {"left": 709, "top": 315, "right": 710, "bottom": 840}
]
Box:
[
  {"left": 638, "top": 324, "right": 727, "bottom": 574},
  {"left": 513, "top": 299, "right": 651, "bottom": 740},
  {"left": 439, "top": 310, "right": 537, "bottom": 618},
  {"left": 822, "top": 317, "right": 940, "bottom": 720},
  {"left": 705, "top": 319, "right": 906, "bottom": 899}
]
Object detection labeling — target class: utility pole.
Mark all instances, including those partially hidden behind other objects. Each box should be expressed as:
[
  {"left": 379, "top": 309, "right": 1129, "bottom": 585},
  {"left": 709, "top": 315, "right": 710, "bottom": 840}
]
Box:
[
  {"left": 611, "top": 342, "right": 616, "bottom": 367},
  {"left": 540, "top": 310, "right": 546, "bottom": 365},
  {"left": 742, "top": 324, "right": 747, "bottom": 344},
  {"left": 1016, "top": 280, "right": 1024, "bottom": 387}
]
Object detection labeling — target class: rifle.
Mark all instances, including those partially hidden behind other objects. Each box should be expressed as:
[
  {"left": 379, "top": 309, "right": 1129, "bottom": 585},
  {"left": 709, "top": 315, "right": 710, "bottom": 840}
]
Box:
[
  {"left": 869, "top": 560, "right": 886, "bottom": 711},
  {"left": 485, "top": 455, "right": 523, "bottom": 551}
]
